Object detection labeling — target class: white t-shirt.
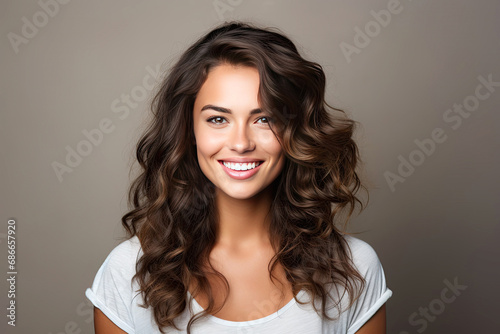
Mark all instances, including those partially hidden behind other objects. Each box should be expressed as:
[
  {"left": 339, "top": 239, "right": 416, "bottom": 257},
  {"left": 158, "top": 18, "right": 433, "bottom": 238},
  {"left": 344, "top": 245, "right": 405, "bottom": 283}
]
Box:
[{"left": 85, "top": 235, "right": 392, "bottom": 333}]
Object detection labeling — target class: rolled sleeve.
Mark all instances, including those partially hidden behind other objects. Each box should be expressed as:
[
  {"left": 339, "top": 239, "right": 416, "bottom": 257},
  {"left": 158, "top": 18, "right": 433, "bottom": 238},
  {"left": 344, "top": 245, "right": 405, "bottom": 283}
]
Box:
[
  {"left": 85, "top": 238, "right": 141, "bottom": 333},
  {"left": 345, "top": 236, "right": 393, "bottom": 334}
]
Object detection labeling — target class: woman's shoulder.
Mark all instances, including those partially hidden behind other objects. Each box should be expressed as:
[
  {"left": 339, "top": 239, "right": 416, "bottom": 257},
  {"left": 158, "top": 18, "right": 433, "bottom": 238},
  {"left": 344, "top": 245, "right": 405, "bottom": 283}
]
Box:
[
  {"left": 342, "top": 234, "right": 379, "bottom": 257},
  {"left": 341, "top": 234, "right": 385, "bottom": 277},
  {"left": 86, "top": 236, "right": 143, "bottom": 305},
  {"left": 85, "top": 236, "right": 143, "bottom": 333},
  {"left": 88, "top": 235, "right": 142, "bottom": 286},
  {"left": 337, "top": 234, "right": 392, "bottom": 332},
  {"left": 106, "top": 235, "right": 142, "bottom": 258},
  {"left": 101, "top": 235, "right": 142, "bottom": 272}
]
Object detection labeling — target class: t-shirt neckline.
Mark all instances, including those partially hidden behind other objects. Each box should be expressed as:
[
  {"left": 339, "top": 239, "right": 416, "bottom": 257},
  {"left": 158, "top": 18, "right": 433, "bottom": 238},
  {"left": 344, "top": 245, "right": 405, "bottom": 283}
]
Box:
[{"left": 187, "top": 290, "right": 305, "bottom": 327}]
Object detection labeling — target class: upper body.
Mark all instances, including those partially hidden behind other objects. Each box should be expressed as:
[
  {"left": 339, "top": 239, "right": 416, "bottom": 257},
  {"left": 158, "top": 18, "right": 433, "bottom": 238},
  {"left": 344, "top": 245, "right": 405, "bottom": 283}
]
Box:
[
  {"left": 85, "top": 234, "right": 392, "bottom": 333},
  {"left": 86, "top": 21, "right": 392, "bottom": 333}
]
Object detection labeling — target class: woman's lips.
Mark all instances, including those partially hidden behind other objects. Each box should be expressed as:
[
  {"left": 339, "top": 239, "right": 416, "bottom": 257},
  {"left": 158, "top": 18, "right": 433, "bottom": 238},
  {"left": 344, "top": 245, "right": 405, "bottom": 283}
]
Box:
[{"left": 218, "top": 160, "right": 263, "bottom": 180}]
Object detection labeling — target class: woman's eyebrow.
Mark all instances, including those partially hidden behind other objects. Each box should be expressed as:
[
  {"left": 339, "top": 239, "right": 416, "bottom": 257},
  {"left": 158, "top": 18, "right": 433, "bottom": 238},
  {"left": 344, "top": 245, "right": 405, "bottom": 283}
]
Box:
[{"left": 200, "top": 104, "right": 262, "bottom": 115}]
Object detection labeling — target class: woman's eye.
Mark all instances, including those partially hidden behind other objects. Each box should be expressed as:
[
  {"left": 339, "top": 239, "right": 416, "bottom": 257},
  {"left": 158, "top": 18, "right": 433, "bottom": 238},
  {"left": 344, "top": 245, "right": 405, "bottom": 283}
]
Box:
[
  {"left": 207, "top": 116, "right": 226, "bottom": 124},
  {"left": 257, "top": 116, "right": 271, "bottom": 124}
]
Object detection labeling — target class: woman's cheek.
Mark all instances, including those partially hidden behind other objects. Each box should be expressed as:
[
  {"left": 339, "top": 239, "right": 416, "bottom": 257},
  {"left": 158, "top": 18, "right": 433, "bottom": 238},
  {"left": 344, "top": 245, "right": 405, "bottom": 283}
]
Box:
[
  {"left": 197, "top": 127, "right": 225, "bottom": 157},
  {"left": 259, "top": 131, "right": 282, "bottom": 154}
]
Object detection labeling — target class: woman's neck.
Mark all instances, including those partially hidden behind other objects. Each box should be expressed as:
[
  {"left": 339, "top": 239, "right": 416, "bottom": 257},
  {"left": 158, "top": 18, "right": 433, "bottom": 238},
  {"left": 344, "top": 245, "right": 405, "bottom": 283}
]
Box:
[{"left": 214, "top": 186, "right": 274, "bottom": 251}]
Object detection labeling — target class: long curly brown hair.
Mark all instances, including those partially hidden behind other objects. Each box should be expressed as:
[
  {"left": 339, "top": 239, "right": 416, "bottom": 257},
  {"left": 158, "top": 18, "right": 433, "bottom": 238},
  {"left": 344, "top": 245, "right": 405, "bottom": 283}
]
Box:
[{"left": 122, "top": 21, "right": 367, "bottom": 333}]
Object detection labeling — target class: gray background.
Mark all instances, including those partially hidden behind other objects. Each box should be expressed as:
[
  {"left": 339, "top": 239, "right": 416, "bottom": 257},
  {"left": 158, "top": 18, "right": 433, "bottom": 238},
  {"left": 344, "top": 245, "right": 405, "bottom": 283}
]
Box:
[{"left": 1, "top": 0, "right": 499, "bottom": 333}]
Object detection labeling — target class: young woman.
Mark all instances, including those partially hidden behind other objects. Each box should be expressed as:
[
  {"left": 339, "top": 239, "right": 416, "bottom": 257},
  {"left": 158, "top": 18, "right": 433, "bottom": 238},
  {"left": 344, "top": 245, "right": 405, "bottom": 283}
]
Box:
[{"left": 85, "top": 21, "right": 392, "bottom": 333}]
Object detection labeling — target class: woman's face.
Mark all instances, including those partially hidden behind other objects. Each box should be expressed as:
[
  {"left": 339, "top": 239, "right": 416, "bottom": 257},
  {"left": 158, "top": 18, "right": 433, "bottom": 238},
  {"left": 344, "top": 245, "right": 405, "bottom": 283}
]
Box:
[{"left": 192, "top": 64, "right": 285, "bottom": 200}]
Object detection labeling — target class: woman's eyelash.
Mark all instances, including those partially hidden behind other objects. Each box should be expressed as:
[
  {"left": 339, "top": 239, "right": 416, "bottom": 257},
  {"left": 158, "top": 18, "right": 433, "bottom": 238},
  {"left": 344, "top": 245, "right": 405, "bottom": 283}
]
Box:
[
  {"left": 206, "top": 116, "right": 226, "bottom": 124},
  {"left": 206, "top": 116, "right": 272, "bottom": 124}
]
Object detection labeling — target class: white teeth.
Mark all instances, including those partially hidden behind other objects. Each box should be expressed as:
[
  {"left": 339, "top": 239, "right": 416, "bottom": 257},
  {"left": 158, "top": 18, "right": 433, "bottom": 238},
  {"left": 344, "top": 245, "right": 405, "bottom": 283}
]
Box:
[{"left": 222, "top": 161, "right": 260, "bottom": 171}]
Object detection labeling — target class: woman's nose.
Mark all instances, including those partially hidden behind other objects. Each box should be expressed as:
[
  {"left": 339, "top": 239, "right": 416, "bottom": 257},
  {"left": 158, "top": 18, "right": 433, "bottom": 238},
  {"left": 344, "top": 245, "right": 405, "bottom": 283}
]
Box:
[{"left": 228, "top": 123, "right": 255, "bottom": 153}]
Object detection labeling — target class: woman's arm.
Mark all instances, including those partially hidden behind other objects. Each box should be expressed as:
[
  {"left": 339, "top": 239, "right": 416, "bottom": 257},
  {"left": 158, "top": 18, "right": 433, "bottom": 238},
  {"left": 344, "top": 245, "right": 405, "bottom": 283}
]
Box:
[
  {"left": 355, "top": 303, "right": 387, "bottom": 334},
  {"left": 94, "top": 307, "right": 128, "bottom": 334}
]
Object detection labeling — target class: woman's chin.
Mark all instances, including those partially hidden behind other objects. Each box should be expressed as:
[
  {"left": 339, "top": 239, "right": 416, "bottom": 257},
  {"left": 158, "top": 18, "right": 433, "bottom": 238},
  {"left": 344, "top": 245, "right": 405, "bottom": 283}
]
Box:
[{"left": 216, "top": 187, "right": 261, "bottom": 201}]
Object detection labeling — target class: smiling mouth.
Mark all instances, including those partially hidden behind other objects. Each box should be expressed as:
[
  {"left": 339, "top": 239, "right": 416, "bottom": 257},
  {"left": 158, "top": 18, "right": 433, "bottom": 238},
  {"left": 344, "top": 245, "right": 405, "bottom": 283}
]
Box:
[{"left": 218, "top": 160, "right": 263, "bottom": 171}]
